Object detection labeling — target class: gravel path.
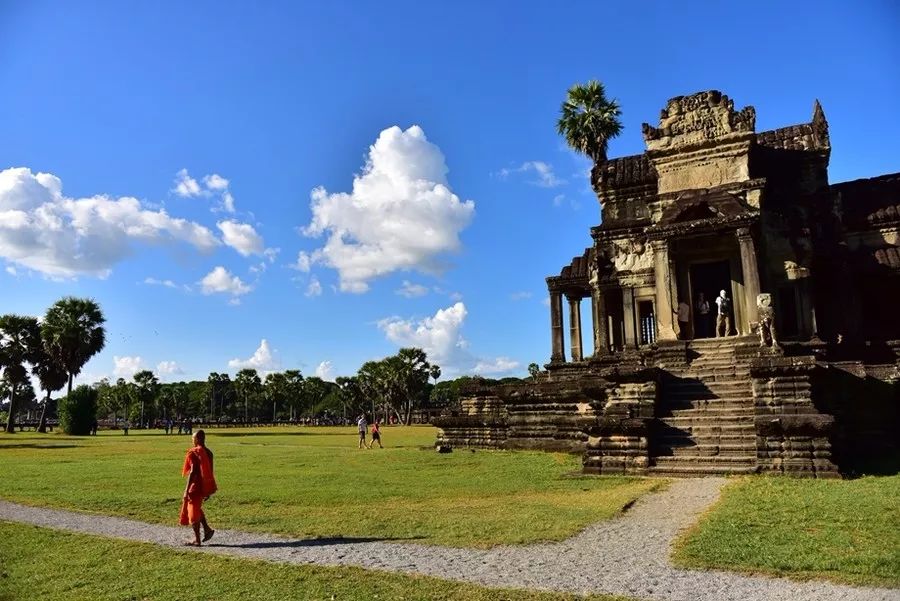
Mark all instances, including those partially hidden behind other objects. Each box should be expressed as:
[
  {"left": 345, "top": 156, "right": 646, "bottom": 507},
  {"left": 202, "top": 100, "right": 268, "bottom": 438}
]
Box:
[{"left": 1, "top": 479, "right": 896, "bottom": 601}]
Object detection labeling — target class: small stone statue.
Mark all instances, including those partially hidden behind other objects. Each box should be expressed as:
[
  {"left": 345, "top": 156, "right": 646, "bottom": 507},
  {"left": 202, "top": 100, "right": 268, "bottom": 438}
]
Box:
[{"left": 757, "top": 293, "right": 780, "bottom": 350}]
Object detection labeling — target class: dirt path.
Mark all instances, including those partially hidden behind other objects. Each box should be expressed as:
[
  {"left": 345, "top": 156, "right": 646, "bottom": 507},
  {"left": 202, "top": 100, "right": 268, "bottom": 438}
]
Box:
[{"left": 1, "top": 478, "right": 896, "bottom": 601}]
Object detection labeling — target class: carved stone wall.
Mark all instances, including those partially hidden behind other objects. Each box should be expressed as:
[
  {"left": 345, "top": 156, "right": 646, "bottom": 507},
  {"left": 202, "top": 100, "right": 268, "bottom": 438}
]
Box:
[
  {"left": 582, "top": 380, "right": 656, "bottom": 475},
  {"left": 751, "top": 356, "right": 839, "bottom": 477}
]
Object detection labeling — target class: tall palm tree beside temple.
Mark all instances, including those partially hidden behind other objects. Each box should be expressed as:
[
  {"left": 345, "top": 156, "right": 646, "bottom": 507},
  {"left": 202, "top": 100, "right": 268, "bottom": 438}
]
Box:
[
  {"left": 0, "top": 315, "right": 43, "bottom": 432},
  {"left": 41, "top": 297, "right": 106, "bottom": 401},
  {"left": 556, "top": 80, "right": 623, "bottom": 163}
]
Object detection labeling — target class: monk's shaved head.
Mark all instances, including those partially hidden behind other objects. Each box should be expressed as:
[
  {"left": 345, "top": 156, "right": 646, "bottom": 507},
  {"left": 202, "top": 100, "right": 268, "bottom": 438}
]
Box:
[{"left": 193, "top": 430, "right": 206, "bottom": 446}]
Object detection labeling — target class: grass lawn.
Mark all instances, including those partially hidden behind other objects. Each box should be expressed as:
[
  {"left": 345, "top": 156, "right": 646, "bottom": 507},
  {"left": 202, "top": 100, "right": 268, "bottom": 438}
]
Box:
[
  {"left": 0, "top": 521, "right": 632, "bottom": 601},
  {"left": 0, "top": 426, "right": 661, "bottom": 548},
  {"left": 672, "top": 475, "right": 900, "bottom": 588}
]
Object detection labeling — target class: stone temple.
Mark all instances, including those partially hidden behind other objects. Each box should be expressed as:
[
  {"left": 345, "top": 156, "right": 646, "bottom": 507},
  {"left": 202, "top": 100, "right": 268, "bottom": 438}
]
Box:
[{"left": 436, "top": 90, "right": 899, "bottom": 477}]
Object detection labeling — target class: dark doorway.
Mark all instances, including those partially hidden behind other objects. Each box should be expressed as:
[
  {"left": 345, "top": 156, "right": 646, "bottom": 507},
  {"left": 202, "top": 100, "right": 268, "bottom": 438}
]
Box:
[{"left": 690, "top": 260, "right": 731, "bottom": 339}]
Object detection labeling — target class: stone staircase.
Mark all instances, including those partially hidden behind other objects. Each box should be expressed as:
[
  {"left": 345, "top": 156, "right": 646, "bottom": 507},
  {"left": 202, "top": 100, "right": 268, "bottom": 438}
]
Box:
[{"left": 649, "top": 336, "right": 759, "bottom": 476}]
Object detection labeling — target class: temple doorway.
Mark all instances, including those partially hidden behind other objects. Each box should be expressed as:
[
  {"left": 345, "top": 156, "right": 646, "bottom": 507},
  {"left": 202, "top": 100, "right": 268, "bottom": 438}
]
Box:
[{"left": 690, "top": 260, "right": 731, "bottom": 338}]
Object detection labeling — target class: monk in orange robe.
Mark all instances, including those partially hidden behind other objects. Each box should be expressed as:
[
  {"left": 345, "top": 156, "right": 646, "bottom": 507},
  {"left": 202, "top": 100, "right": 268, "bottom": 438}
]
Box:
[{"left": 179, "top": 429, "right": 217, "bottom": 546}]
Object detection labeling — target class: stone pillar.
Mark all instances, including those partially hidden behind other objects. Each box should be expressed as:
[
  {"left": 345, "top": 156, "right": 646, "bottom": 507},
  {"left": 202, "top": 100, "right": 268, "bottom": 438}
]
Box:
[
  {"left": 550, "top": 291, "right": 565, "bottom": 363},
  {"left": 651, "top": 240, "right": 677, "bottom": 340},
  {"left": 737, "top": 227, "right": 762, "bottom": 329},
  {"left": 591, "top": 287, "right": 609, "bottom": 356},
  {"left": 568, "top": 296, "right": 583, "bottom": 362},
  {"left": 622, "top": 287, "right": 637, "bottom": 349}
]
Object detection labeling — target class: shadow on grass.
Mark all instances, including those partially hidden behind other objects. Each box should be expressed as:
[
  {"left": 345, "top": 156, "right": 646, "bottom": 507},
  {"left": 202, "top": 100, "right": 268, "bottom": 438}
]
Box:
[
  {"left": 0, "top": 443, "right": 80, "bottom": 450},
  {"left": 209, "top": 535, "right": 425, "bottom": 548}
]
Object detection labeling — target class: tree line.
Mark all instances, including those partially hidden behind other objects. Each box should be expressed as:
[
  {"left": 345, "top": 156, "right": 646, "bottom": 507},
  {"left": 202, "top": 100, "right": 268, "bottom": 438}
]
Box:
[{"left": 1, "top": 297, "right": 529, "bottom": 432}]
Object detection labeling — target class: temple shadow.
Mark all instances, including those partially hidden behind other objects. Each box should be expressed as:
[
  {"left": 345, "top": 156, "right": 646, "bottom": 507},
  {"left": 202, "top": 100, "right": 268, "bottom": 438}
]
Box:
[{"left": 209, "top": 535, "right": 425, "bottom": 549}]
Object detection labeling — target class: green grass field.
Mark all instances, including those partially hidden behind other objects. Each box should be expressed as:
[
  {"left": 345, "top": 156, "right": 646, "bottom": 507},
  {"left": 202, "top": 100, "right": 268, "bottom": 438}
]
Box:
[
  {"left": 0, "top": 522, "right": 630, "bottom": 601},
  {"left": 672, "top": 475, "right": 900, "bottom": 588},
  {"left": 0, "top": 426, "right": 660, "bottom": 548}
]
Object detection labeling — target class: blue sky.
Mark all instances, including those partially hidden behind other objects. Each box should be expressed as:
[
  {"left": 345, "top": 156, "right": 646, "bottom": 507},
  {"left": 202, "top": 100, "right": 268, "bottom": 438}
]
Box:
[{"left": 2, "top": 1, "right": 898, "bottom": 384}]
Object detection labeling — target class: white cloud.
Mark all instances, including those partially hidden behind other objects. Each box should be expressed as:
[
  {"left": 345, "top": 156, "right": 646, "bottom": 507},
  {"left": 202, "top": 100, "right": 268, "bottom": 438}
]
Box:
[
  {"left": 542, "top": 296, "right": 551, "bottom": 307},
  {"left": 474, "top": 357, "right": 520, "bottom": 375},
  {"left": 5, "top": 266, "right": 16, "bottom": 276},
  {"left": 200, "top": 266, "right": 251, "bottom": 297},
  {"left": 315, "top": 360, "right": 334, "bottom": 381},
  {"left": 510, "top": 291, "right": 532, "bottom": 301},
  {"left": 302, "top": 125, "right": 475, "bottom": 293},
  {"left": 143, "top": 277, "right": 177, "bottom": 289},
  {"left": 156, "top": 361, "right": 185, "bottom": 380},
  {"left": 396, "top": 280, "right": 429, "bottom": 298},
  {"left": 0, "top": 168, "right": 219, "bottom": 278},
  {"left": 377, "top": 302, "right": 519, "bottom": 376},
  {"left": 175, "top": 170, "right": 237, "bottom": 213},
  {"left": 293, "top": 251, "right": 312, "bottom": 272},
  {"left": 173, "top": 169, "right": 202, "bottom": 197},
  {"left": 498, "top": 161, "right": 565, "bottom": 188},
  {"left": 305, "top": 276, "right": 322, "bottom": 297},
  {"left": 228, "top": 339, "right": 279, "bottom": 371},
  {"left": 203, "top": 174, "right": 229, "bottom": 191},
  {"left": 113, "top": 356, "right": 144, "bottom": 378},
  {"left": 217, "top": 220, "right": 265, "bottom": 256},
  {"left": 553, "top": 194, "right": 565, "bottom": 207}
]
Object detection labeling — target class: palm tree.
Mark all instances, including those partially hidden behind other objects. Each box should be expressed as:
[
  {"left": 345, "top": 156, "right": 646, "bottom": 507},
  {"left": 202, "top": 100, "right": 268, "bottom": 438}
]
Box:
[
  {"left": 556, "top": 80, "right": 623, "bottom": 163},
  {"left": 33, "top": 344, "right": 69, "bottom": 433},
  {"left": 41, "top": 297, "right": 106, "bottom": 401},
  {"left": 0, "top": 315, "right": 43, "bottom": 433},
  {"left": 234, "top": 368, "right": 261, "bottom": 422},
  {"left": 284, "top": 370, "right": 304, "bottom": 421},
  {"left": 528, "top": 363, "right": 540, "bottom": 381},
  {"left": 133, "top": 370, "right": 159, "bottom": 427}
]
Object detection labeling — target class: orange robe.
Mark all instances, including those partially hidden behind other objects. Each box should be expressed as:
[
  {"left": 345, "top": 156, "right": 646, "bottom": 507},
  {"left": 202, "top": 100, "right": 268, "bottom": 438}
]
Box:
[{"left": 179, "top": 445, "right": 217, "bottom": 526}]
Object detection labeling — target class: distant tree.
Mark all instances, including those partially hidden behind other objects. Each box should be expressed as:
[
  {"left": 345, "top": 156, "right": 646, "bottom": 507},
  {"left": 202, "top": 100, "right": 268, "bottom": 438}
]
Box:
[
  {"left": 234, "top": 369, "right": 261, "bottom": 421},
  {"left": 284, "top": 370, "right": 304, "bottom": 420},
  {"left": 335, "top": 376, "right": 365, "bottom": 421},
  {"left": 556, "top": 80, "right": 623, "bottom": 163},
  {"left": 0, "top": 314, "right": 42, "bottom": 432},
  {"left": 41, "top": 297, "right": 106, "bottom": 401},
  {"left": 394, "top": 348, "right": 435, "bottom": 425},
  {"left": 58, "top": 384, "right": 98, "bottom": 435},
  {"left": 264, "top": 372, "right": 289, "bottom": 422},
  {"left": 301, "top": 377, "right": 330, "bottom": 417},
  {"left": 528, "top": 363, "right": 540, "bottom": 381},
  {"left": 133, "top": 370, "right": 159, "bottom": 427}
]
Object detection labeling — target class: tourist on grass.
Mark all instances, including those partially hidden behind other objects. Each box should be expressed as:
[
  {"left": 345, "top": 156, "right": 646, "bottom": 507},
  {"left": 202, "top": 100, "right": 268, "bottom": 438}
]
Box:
[
  {"left": 180, "top": 429, "right": 217, "bottom": 546},
  {"left": 695, "top": 292, "right": 710, "bottom": 338},
  {"left": 357, "top": 414, "right": 368, "bottom": 449},
  {"left": 715, "top": 289, "right": 732, "bottom": 337},
  {"left": 368, "top": 420, "right": 383, "bottom": 449},
  {"left": 123, "top": 420, "right": 129, "bottom": 435}
]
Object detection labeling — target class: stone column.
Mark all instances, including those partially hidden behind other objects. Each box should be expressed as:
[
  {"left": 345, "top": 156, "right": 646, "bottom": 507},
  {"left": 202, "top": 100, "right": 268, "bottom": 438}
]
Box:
[
  {"left": 622, "top": 287, "right": 637, "bottom": 349},
  {"left": 568, "top": 296, "right": 583, "bottom": 362},
  {"left": 550, "top": 291, "right": 565, "bottom": 363},
  {"left": 651, "top": 240, "right": 677, "bottom": 340},
  {"left": 737, "top": 227, "right": 762, "bottom": 328},
  {"left": 591, "top": 287, "right": 609, "bottom": 356}
]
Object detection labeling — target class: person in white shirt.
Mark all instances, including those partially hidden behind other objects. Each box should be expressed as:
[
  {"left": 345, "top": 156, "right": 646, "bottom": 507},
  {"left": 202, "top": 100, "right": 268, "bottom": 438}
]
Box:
[
  {"left": 357, "top": 415, "right": 368, "bottom": 449},
  {"left": 715, "top": 289, "right": 732, "bottom": 337}
]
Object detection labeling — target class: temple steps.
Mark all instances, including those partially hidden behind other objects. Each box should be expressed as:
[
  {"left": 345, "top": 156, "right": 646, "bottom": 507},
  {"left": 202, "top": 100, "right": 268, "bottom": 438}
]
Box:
[{"left": 648, "top": 337, "right": 760, "bottom": 476}]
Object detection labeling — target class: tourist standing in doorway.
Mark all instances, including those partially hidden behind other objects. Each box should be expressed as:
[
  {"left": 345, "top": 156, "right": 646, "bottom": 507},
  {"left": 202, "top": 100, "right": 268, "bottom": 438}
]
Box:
[
  {"left": 715, "top": 289, "right": 732, "bottom": 337},
  {"left": 677, "top": 299, "right": 691, "bottom": 340},
  {"left": 368, "top": 420, "right": 383, "bottom": 449},
  {"left": 357, "top": 414, "right": 368, "bottom": 449},
  {"left": 696, "top": 292, "right": 710, "bottom": 338}
]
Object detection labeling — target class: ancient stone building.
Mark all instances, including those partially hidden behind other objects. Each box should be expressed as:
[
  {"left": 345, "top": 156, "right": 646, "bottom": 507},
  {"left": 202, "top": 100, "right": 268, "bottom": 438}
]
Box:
[{"left": 436, "top": 91, "right": 899, "bottom": 477}]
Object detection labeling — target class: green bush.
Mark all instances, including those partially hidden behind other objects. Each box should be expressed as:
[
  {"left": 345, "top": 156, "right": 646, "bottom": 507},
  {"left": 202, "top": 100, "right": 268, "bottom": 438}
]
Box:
[{"left": 58, "top": 385, "right": 97, "bottom": 435}]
